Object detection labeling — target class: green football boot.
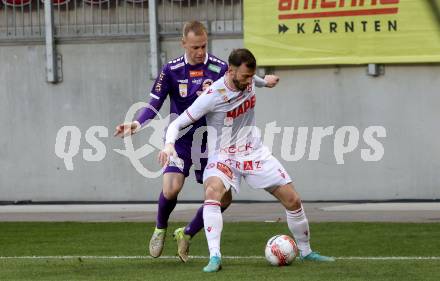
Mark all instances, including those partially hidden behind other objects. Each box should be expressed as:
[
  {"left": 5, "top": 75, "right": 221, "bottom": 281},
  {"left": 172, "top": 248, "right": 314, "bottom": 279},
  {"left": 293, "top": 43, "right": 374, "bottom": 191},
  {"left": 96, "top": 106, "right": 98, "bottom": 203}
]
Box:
[
  {"left": 173, "top": 227, "right": 191, "bottom": 263},
  {"left": 149, "top": 227, "right": 166, "bottom": 258}
]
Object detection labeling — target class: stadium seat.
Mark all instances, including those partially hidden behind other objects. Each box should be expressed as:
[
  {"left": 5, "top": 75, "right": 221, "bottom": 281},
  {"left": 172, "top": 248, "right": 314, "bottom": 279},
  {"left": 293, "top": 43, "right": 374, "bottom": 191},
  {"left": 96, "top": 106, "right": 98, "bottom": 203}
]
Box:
[
  {"left": 168, "top": 0, "right": 195, "bottom": 6},
  {"left": 83, "top": 0, "right": 109, "bottom": 5},
  {"left": 40, "top": 0, "right": 71, "bottom": 6},
  {"left": 125, "top": 0, "right": 147, "bottom": 3},
  {"left": 2, "top": 0, "right": 32, "bottom": 7}
]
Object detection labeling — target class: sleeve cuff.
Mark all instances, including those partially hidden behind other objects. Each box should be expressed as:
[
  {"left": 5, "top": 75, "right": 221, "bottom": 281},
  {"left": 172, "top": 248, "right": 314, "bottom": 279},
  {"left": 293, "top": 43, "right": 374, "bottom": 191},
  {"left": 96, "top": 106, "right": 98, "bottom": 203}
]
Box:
[{"left": 133, "top": 120, "right": 141, "bottom": 133}]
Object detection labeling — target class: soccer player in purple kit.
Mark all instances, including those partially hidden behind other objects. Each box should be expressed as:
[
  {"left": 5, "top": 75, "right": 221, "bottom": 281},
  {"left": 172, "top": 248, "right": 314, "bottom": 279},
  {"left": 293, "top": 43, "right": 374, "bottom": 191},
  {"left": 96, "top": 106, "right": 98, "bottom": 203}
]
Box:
[{"left": 114, "top": 21, "right": 279, "bottom": 262}]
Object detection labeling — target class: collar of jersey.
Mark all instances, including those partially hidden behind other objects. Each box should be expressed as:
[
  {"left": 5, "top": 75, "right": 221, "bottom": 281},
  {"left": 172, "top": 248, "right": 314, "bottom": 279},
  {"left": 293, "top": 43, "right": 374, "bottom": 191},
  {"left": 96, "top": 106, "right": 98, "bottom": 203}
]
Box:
[
  {"left": 223, "top": 76, "right": 241, "bottom": 93},
  {"left": 184, "top": 52, "right": 209, "bottom": 66}
]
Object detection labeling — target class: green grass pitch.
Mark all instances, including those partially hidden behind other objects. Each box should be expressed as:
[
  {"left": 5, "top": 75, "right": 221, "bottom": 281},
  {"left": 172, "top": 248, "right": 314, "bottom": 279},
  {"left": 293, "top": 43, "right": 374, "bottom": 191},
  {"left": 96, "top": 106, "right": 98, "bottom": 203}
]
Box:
[{"left": 0, "top": 222, "right": 439, "bottom": 280}]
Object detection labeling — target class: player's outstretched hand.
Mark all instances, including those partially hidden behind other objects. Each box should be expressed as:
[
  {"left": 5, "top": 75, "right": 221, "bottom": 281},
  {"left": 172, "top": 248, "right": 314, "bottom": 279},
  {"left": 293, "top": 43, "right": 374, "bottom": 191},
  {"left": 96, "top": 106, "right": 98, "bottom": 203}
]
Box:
[
  {"left": 113, "top": 121, "right": 140, "bottom": 138},
  {"left": 158, "top": 143, "right": 177, "bottom": 167},
  {"left": 264, "top": 75, "right": 280, "bottom": 88}
]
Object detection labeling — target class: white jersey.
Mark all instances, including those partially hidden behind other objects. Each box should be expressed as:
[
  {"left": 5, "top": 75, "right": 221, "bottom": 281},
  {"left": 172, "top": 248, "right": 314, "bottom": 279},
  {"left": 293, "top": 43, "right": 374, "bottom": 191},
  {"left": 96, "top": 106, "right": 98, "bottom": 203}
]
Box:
[
  {"left": 165, "top": 75, "right": 292, "bottom": 191},
  {"left": 166, "top": 76, "right": 269, "bottom": 160}
]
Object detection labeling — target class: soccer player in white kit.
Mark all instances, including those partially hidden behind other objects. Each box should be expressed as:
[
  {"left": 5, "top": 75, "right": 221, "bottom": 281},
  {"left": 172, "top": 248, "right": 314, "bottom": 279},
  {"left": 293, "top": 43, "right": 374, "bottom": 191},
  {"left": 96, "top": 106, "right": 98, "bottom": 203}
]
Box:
[{"left": 159, "top": 48, "right": 335, "bottom": 272}]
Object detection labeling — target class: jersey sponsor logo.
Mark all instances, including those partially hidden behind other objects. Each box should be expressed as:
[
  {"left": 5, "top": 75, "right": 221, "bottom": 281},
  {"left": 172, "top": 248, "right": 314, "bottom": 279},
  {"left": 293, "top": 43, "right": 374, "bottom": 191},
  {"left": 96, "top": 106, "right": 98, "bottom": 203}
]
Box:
[
  {"left": 217, "top": 162, "right": 233, "bottom": 179},
  {"left": 170, "top": 62, "right": 185, "bottom": 70},
  {"left": 189, "top": 70, "right": 204, "bottom": 77},
  {"left": 224, "top": 159, "right": 262, "bottom": 170},
  {"left": 243, "top": 160, "right": 253, "bottom": 171},
  {"left": 192, "top": 78, "right": 203, "bottom": 85},
  {"left": 154, "top": 71, "right": 166, "bottom": 93},
  {"left": 179, "top": 84, "right": 188, "bottom": 97},
  {"left": 226, "top": 95, "right": 256, "bottom": 119},
  {"left": 177, "top": 79, "right": 188, "bottom": 83},
  {"left": 278, "top": 168, "right": 286, "bottom": 179},
  {"left": 255, "top": 160, "right": 262, "bottom": 169},
  {"left": 225, "top": 159, "right": 242, "bottom": 169},
  {"left": 206, "top": 163, "right": 216, "bottom": 169},
  {"left": 208, "top": 63, "right": 221, "bottom": 73},
  {"left": 220, "top": 142, "right": 254, "bottom": 155}
]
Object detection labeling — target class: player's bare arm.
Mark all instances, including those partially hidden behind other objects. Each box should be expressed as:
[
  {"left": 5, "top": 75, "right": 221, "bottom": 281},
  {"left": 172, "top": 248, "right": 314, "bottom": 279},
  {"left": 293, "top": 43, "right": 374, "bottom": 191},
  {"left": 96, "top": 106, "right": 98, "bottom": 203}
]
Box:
[{"left": 113, "top": 121, "right": 141, "bottom": 138}]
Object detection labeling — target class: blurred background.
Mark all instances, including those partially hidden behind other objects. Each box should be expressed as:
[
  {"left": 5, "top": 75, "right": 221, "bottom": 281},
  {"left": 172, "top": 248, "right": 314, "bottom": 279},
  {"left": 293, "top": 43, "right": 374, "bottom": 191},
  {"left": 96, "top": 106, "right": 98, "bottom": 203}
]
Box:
[{"left": 0, "top": 0, "right": 439, "bottom": 203}]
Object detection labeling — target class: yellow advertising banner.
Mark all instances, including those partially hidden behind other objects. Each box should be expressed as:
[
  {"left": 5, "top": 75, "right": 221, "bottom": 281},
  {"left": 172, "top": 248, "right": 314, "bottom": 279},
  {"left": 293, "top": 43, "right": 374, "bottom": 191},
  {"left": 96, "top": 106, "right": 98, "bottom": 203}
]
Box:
[{"left": 244, "top": 0, "right": 440, "bottom": 65}]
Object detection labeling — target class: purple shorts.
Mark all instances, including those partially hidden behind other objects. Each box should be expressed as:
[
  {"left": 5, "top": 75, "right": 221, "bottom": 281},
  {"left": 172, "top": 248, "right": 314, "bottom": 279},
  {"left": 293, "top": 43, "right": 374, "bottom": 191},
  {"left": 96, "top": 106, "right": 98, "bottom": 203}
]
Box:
[{"left": 163, "top": 137, "right": 207, "bottom": 184}]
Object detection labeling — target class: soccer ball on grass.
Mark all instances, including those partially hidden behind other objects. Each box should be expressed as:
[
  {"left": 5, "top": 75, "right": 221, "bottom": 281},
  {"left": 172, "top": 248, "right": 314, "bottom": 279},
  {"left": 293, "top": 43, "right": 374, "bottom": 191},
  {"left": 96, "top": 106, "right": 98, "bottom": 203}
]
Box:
[{"left": 264, "top": 234, "right": 298, "bottom": 266}]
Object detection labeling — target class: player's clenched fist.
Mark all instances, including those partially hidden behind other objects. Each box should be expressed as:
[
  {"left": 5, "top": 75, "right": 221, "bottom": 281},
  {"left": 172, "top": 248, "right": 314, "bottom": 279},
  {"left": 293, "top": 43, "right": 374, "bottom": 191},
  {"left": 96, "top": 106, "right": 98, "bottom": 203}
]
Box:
[
  {"left": 264, "top": 75, "right": 280, "bottom": 88},
  {"left": 113, "top": 121, "right": 140, "bottom": 138},
  {"left": 158, "top": 143, "right": 178, "bottom": 167}
]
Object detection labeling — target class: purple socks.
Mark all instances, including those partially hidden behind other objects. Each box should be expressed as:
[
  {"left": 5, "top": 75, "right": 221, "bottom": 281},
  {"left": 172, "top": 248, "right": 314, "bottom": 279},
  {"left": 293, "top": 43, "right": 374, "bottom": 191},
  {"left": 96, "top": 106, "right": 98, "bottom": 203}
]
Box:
[
  {"left": 156, "top": 190, "right": 229, "bottom": 235},
  {"left": 184, "top": 205, "right": 228, "bottom": 237},
  {"left": 156, "top": 191, "right": 177, "bottom": 229}
]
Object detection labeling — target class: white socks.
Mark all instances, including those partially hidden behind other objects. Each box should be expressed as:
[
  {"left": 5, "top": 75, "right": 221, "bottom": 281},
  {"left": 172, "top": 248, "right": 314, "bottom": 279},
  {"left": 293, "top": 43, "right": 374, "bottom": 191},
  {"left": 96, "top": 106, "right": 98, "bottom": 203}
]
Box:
[
  {"left": 203, "top": 200, "right": 311, "bottom": 258},
  {"left": 286, "top": 205, "right": 312, "bottom": 257},
  {"left": 203, "top": 200, "right": 223, "bottom": 258}
]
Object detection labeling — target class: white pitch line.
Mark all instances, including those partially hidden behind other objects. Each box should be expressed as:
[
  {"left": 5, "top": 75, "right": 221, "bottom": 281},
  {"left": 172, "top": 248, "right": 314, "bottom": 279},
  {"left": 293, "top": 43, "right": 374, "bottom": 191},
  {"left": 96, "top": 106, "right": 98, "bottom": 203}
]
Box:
[
  {"left": 0, "top": 256, "right": 440, "bottom": 260},
  {"left": 337, "top": 257, "right": 440, "bottom": 260}
]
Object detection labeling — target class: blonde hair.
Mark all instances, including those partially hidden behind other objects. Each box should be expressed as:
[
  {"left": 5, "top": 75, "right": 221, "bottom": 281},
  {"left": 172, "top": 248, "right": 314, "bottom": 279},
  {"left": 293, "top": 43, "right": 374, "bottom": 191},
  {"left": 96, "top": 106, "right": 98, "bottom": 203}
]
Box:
[{"left": 182, "top": 21, "right": 208, "bottom": 38}]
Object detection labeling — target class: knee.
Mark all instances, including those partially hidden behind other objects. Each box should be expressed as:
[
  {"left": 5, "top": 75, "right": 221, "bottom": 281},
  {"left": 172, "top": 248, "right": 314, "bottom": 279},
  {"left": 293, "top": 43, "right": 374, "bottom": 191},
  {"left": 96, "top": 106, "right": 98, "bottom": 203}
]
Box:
[
  {"left": 162, "top": 183, "right": 181, "bottom": 200},
  {"left": 284, "top": 193, "right": 302, "bottom": 211},
  {"left": 204, "top": 185, "right": 224, "bottom": 202},
  {"left": 162, "top": 189, "right": 178, "bottom": 200}
]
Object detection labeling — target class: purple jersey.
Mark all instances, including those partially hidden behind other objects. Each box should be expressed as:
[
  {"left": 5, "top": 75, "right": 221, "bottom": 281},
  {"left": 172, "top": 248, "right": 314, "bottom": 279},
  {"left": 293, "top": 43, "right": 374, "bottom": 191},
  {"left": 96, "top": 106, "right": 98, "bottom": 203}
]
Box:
[{"left": 136, "top": 53, "right": 228, "bottom": 142}]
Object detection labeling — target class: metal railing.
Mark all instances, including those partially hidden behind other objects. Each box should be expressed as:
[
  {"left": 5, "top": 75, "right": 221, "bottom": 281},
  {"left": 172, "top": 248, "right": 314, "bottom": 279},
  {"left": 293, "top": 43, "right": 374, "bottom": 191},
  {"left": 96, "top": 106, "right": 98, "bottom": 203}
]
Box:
[
  {"left": 0, "top": 0, "right": 45, "bottom": 39},
  {"left": 159, "top": 0, "right": 242, "bottom": 35},
  {"left": 0, "top": 0, "right": 242, "bottom": 41}
]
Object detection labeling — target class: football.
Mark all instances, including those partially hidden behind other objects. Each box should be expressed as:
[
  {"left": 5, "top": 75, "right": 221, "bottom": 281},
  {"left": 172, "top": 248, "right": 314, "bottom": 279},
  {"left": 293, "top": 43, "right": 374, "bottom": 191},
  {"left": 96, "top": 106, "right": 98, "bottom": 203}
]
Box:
[{"left": 264, "top": 234, "right": 298, "bottom": 266}]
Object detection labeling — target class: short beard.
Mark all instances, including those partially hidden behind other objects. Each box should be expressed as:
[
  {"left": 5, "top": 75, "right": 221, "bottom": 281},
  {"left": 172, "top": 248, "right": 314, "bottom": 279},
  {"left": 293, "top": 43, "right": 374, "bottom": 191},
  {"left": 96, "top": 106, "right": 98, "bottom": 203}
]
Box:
[{"left": 232, "top": 78, "right": 247, "bottom": 91}]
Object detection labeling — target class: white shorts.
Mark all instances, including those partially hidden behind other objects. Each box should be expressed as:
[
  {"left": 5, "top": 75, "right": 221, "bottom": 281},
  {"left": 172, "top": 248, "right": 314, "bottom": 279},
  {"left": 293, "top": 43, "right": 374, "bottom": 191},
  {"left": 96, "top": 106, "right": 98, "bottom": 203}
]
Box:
[{"left": 203, "top": 153, "right": 292, "bottom": 193}]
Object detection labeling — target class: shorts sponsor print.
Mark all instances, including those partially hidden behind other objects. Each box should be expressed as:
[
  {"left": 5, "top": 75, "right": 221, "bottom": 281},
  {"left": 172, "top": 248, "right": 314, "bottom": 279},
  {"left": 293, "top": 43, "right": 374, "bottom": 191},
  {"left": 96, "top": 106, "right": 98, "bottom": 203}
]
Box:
[{"left": 203, "top": 152, "right": 292, "bottom": 193}]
